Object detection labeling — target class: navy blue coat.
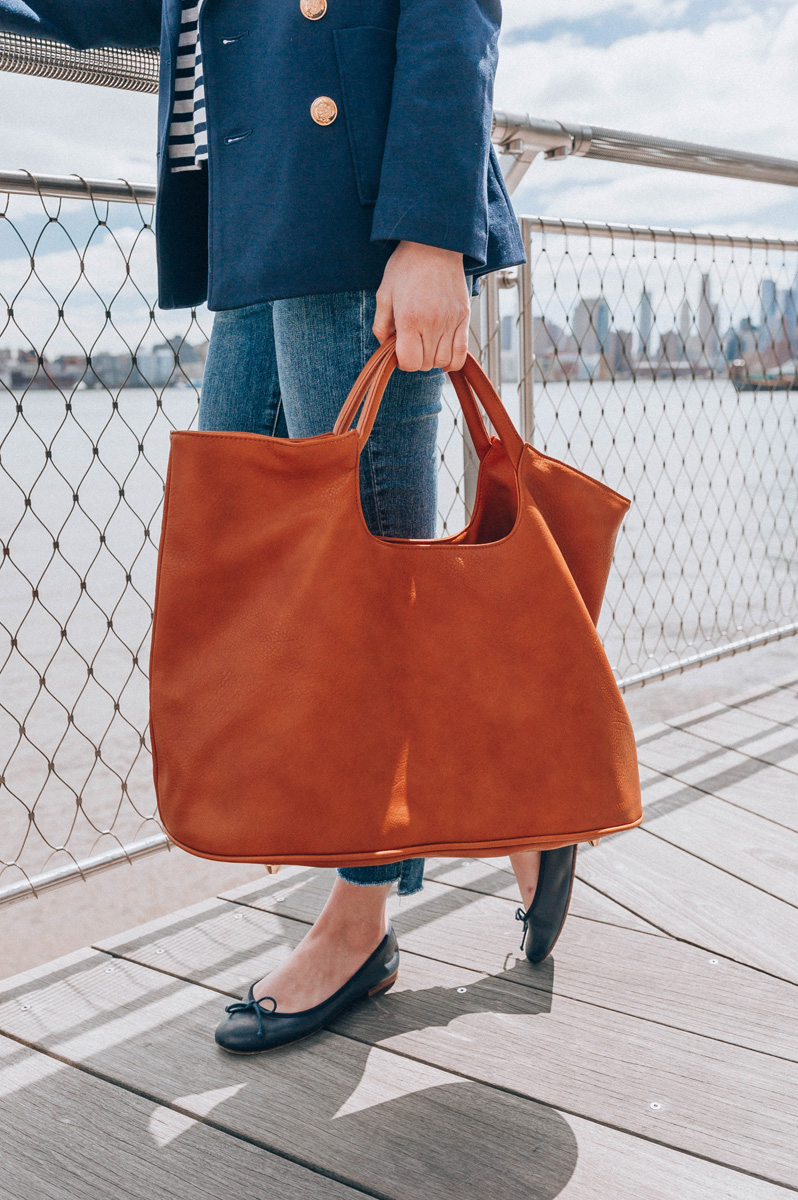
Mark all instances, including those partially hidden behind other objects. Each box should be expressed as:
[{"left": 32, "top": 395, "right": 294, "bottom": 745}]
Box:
[{"left": 0, "top": 1, "right": 526, "bottom": 310}]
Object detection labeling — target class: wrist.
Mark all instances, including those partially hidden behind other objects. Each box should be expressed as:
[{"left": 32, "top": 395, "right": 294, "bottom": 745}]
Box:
[{"left": 396, "top": 240, "right": 464, "bottom": 265}]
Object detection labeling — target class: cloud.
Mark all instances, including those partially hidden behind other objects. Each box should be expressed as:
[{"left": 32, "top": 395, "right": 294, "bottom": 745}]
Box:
[
  {"left": 500, "top": 0, "right": 788, "bottom": 38},
  {"left": 496, "top": 3, "right": 798, "bottom": 233},
  {"left": 0, "top": 71, "right": 157, "bottom": 181},
  {"left": 497, "top": 6, "right": 797, "bottom": 142},
  {"left": 501, "top": 0, "right": 691, "bottom": 33}
]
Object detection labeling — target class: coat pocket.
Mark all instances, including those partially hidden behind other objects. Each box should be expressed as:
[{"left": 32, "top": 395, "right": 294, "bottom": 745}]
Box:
[{"left": 333, "top": 26, "right": 397, "bottom": 207}]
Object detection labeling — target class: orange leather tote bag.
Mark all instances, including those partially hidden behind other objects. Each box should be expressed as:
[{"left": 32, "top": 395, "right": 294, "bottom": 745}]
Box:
[{"left": 149, "top": 336, "right": 642, "bottom": 867}]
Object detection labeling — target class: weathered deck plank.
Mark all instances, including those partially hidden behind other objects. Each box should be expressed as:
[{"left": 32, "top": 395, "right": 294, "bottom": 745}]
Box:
[
  {"left": 0, "top": 1032, "right": 359, "bottom": 1200},
  {"left": 97, "top": 896, "right": 308, "bottom": 994},
  {"left": 733, "top": 689, "right": 798, "bottom": 727},
  {"left": 98, "top": 889, "right": 798, "bottom": 1061},
  {"left": 331, "top": 953, "right": 798, "bottom": 1187},
  {"left": 0, "top": 949, "right": 795, "bottom": 1191},
  {"left": 637, "top": 731, "right": 798, "bottom": 831},
  {"left": 639, "top": 756, "right": 797, "bottom": 832},
  {"left": 639, "top": 767, "right": 798, "bottom": 905},
  {"left": 575, "top": 829, "right": 798, "bottom": 982},
  {"left": 671, "top": 706, "right": 798, "bottom": 773},
  {"left": 0, "top": 1026, "right": 788, "bottom": 1200},
  {"left": 638, "top": 722, "right": 775, "bottom": 783},
  {"left": 422, "top": 856, "right": 668, "bottom": 936}
]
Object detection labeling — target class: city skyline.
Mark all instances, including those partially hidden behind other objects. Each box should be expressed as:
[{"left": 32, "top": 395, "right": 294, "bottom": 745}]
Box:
[
  {"left": 0, "top": 334, "right": 208, "bottom": 392},
  {"left": 511, "top": 268, "right": 798, "bottom": 381}
]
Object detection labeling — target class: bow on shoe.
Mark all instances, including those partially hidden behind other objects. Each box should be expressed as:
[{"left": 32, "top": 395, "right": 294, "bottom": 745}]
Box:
[
  {"left": 515, "top": 905, "right": 530, "bottom": 952},
  {"left": 224, "top": 992, "right": 277, "bottom": 1039}
]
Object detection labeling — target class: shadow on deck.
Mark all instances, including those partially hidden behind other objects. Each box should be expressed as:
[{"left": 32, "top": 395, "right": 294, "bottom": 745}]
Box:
[{"left": 1, "top": 675, "right": 797, "bottom": 1199}]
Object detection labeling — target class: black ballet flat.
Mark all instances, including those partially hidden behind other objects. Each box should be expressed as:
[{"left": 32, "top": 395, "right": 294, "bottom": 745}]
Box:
[
  {"left": 515, "top": 845, "right": 578, "bottom": 964},
  {"left": 214, "top": 924, "right": 400, "bottom": 1054}
]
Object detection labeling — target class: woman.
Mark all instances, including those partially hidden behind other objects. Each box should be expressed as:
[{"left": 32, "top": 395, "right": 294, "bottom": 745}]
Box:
[{"left": 0, "top": 0, "right": 578, "bottom": 1052}]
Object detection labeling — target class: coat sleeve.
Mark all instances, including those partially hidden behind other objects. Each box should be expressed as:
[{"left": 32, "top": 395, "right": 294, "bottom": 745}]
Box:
[
  {"left": 0, "top": 0, "right": 161, "bottom": 49},
  {"left": 370, "top": 0, "right": 501, "bottom": 271}
]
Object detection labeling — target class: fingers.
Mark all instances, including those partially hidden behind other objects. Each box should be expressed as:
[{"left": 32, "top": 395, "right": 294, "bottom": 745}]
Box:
[
  {"left": 372, "top": 284, "right": 396, "bottom": 345},
  {"left": 397, "top": 310, "right": 438, "bottom": 372},
  {"left": 378, "top": 294, "right": 463, "bottom": 372},
  {"left": 451, "top": 307, "right": 470, "bottom": 370},
  {"left": 395, "top": 316, "right": 469, "bottom": 372},
  {"left": 393, "top": 296, "right": 470, "bottom": 372},
  {"left": 395, "top": 326, "right": 425, "bottom": 373},
  {"left": 433, "top": 309, "right": 470, "bottom": 372}
]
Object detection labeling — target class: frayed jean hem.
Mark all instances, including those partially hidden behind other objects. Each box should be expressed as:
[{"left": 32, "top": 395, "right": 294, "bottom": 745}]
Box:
[{"left": 336, "top": 857, "right": 425, "bottom": 896}]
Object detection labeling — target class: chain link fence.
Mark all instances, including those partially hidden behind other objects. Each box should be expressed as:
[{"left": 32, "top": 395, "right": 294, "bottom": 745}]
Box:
[
  {"left": 0, "top": 176, "right": 493, "bottom": 898},
  {"left": 511, "top": 218, "right": 798, "bottom": 686},
  {"left": 1, "top": 182, "right": 201, "bottom": 898},
  {"left": 2, "top": 178, "right": 797, "bottom": 899}
]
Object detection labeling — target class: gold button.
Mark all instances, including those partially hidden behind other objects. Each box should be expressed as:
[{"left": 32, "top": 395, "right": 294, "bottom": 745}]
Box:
[
  {"left": 310, "top": 96, "right": 337, "bottom": 126},
  {"left": 300, "top": 0, "right": 327, "bottom": 18}
]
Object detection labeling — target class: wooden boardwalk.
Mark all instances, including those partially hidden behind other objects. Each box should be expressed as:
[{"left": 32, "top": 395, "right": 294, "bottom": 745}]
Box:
[{"left": 1, "top": 675, "right": 797, "bottom": 1199}]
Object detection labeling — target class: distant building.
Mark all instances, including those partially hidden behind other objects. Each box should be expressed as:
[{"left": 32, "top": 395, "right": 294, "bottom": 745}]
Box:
[
  {"left": 572, "top": 295, "right": 610, "bottom": 377},
  {"left": 0, "top": 347, "right": 12, "bottom": 390},
  {"left": 605, "top": 330, "right": 633, "bottom": 376},
  {"left": 679, "top": 296, "right": 692, "bottom": 349},
  {"left": 85, "top": 339, "right": 209, "bottom": 390},
  {"left": 657, "top": 330, "right": 683, "bottom": 371},
  {"left": 572, "top": 296, "right": 610, "bottom": 357},
  {"left": 666, "top": 275, "right": 720, "bottom": 373},
  {"left": 500, "top": 314, "right": 571, "bottom": 382},
  {"left": 774, "top": 276, "right": 798, "bottom": 360},
  {"left": 86, "top": 352, "right": 133, "bottom": 390},
  {"left": 724, "top": 326, "right": 742, "bottom": 362},
  {"left": 500, "top": 314, "right": 517, "bottom": 382},
  {"left": 737, "top": 317, "right": 759, "bottom": 357},
  {"left": 637, "top": 287, "right": 655, "bottom": 360},
  {"left": 758, "top": 278, "right": 779, "bottom": 352},
  {"left": 695, "top": 273, "right": 720, "bottom": 372}
]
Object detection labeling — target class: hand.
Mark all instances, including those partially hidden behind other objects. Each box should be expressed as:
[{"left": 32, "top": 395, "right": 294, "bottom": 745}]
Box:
[{"left": 373, "top": 240, "right": 471, "bottom": 372}]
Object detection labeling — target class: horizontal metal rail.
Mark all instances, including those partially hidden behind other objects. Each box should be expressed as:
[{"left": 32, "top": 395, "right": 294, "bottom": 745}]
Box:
[
  {"left": 0, "top": 31, "right": 158, "bottom": 92},
  {"left": 519, "top": 216, "right": 798, "bottom": 253},
  {"left": 615, "top": 623, "right": 798, "bottom": 692},
  {"left": 492, "top": 111, "right": 798, "bottom": 190},
  {"left": 2, "top": 30, "right": 798, "bottom": 191},
  {"left": 0, "top": 167, "right": 156, "bottom": 204},
  {"left": 0, "top": 834, "right": 169, "bottom": 906},
  {"left": 587, "top": 125, "right": 798, "bottom": 187}
]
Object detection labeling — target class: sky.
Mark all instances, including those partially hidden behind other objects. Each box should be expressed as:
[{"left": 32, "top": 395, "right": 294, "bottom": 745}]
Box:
[
  {"left": 0, "top": 0, "right": 795, "bottom": 233},
  {"left": 496, "top": 0, "right": 798, "bottom": 234}
]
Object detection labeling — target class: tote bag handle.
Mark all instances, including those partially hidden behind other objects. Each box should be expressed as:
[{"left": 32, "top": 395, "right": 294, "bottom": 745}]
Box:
[{"left": 332, "top": 334, "right": 523, "bottom": 468}]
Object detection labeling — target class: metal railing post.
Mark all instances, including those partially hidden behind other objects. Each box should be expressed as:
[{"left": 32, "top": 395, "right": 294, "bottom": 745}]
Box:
[
  {"left": 483, "top": 270, "right": 502, "bottom": 392},
  {"left": 463, "top": 275, "right": 502, "bottom": 517},
  {"left": 464, "top": 292, "right": 484, "bottom": 520},
  {"left": 517, "top": 218, "right": 534, "bottom": 442}
]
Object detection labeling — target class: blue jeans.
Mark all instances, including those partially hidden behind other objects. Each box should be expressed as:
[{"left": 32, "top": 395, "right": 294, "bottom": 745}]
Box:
[{"left": 198, "top": 289, "right": 442, "bottom": 896}]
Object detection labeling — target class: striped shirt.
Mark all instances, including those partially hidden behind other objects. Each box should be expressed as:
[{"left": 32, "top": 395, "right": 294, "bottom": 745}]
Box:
[{"left": 168, "top": 0, "right": 208, "bottom": 173}]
